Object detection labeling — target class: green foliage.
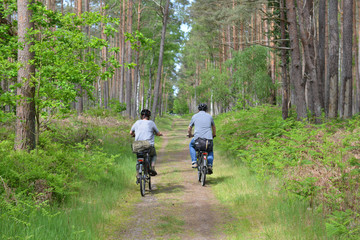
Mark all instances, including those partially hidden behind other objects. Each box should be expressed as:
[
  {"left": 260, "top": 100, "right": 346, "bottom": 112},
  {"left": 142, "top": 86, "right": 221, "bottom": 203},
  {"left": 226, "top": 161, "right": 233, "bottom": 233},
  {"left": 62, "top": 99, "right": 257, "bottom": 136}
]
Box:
[
  {"left": 109, "top": 99, "right": 127, "bottom": 114},
  {"left": 229, "top": 45, "right": 275, "bottom": 107},
  {"left": 0, "top": 113, "right": 135, "bottom": 239},
  {"left": 326, "top": 210, "right": 360, "bottom": 239},
  {"left": 215, "top": 105, "right": 360, "bottom": 238},
  {"left": 173, "top": 97, "right": 189, "bottom": 114}
]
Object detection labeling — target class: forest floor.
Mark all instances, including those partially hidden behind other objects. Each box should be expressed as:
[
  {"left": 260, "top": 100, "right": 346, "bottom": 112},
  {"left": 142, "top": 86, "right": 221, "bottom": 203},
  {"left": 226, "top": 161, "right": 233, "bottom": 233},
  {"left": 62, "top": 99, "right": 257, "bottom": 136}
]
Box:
[{"left": 104, "top": 118, "right": 233, "bottom": 240}]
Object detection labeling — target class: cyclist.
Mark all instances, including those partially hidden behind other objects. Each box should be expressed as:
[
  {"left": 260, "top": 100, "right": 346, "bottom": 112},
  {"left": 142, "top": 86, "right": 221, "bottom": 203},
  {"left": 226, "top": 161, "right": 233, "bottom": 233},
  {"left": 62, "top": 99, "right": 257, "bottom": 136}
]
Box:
[
  {"left": 130, "top": 109, "right": 163, "bottom": 176},
  {"left": 187, "top": 103, "right": 216, "bottom": 174}
]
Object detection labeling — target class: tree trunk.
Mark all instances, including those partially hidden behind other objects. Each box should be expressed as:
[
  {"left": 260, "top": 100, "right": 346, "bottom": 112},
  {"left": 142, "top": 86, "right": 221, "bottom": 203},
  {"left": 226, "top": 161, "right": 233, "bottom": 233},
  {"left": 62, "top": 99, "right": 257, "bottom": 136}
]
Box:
[
  {"left": 357, "top": 0, "right": 360, "bottom": 113},
  {"left": 269, "top": 6, "right": 276, "bottom": 105},
  {"left": 286, "top": 0, "right": 307, "bottom": 121},
  {"left": 15, "top": 0, "right": 36, "bottom": 151},
  {"left": 75, "top": 0, "right": 83, "bottom": 114},
  {"left": 151, "top": 0, "right": 170, "bottom": 120},
  {"left": 341, "top": 0, "right": 353, "bottom": 118},
  {"left": 317, "top": 0, "right": 326, "bottom": 110},
  {"left": 146, "top": 54, "right": 154, "bottom": 109},
  {"left": 232, "top": 0, "right": 237, "bottom": 51},
  {"left": 134, "top": 0, "right": 142, "bottom": 116},
  {"left": 119, "top": 0, "right": 126, "bottom": 104},
  {"left": 125, "top": 0, "right": 133, "bottom": 117},
  {"left": 297, "top": 0, "right": 322, "bottom": 123},
  {"left": 328, "top": 0, "right": 339, "bottom": 118},
  {"left": 280, "top": 0, "right": 289, "bottom": 120},
  {"left": 101, "top": 0, "right": 108, "bottom": 109}
]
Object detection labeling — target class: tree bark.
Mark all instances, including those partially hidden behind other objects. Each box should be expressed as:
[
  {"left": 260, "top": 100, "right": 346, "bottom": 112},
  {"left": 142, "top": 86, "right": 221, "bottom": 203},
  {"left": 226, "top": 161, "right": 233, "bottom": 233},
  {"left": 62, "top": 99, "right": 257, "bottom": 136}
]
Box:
[
  {"left": 297, "top": 0, "right": 322, "bottom": 123},
  {"left": 134, "top": 0, "right": 142, "bottom": 117},
  {"left": 119, "top": 0, "right": 126, "bottom": 104},
  {"left": 327, "top": 0, "right": 339, "bottom": 118},
  {"left": 76, "top": 0, "right": 83, "bottom": 114},
  {"left": 280, "top": 0, "right": 289, "bottom": 120},
  {"left": 125, "top": 0, "right": 133, "bottom": 117},
  {"left": 317, "top": 0, "right": 326, "bottom": 110},
  {"left": 101, "top": 0, "right": 108, "bottom": 109},
  {"left": 15, "top": 0, "right": 36, "bottom": 151},
  {"left": 151, "top": 0, "right": 170, "bottom": 120},
  {"left": 341, "top": 0, "right": 353, "bottom": 118},
  {"left": 286, "top": 0, "right": 307, "bottom": 121},
  {"left": 357, "top": 0, "right": 360, "bottom": 113}
]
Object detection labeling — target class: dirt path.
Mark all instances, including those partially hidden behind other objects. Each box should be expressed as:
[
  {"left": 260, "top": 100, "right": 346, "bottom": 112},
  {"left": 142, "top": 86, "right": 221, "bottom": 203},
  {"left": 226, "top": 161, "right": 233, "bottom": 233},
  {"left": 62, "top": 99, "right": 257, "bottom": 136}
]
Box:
[{"left": 110, "top": 118, "right": 230, "bottom": 240}]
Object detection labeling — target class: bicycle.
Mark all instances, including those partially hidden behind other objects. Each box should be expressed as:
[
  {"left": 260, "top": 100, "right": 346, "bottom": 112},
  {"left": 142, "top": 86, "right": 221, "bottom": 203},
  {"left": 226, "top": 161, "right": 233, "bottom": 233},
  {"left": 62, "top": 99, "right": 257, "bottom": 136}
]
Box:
[
  {"left": 136, "top": 149, "right": 152, "bottom": 197},
  {"left": 196, "top": 149, "right": 209, "bottom": 186},
  {"left": 188, "top": 135, "right": 214, "bottom": 187}
]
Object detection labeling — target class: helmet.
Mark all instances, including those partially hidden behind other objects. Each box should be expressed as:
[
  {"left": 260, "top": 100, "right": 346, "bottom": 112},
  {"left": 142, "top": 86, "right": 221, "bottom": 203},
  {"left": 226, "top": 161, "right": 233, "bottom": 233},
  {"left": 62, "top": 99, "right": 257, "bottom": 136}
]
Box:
[
  {"left": 140, "top": 109, "right": 151, "bottom": 119},
  {"left": 198, "top": 103, "right": 207, "bottom": 111}
]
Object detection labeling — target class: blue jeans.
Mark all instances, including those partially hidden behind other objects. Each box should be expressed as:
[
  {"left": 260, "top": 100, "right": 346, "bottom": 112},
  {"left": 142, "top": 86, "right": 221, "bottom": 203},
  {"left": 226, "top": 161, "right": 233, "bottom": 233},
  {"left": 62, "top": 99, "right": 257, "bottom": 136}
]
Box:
[{"left": 189, "top": 138, "right": 214, "bottom": 166}]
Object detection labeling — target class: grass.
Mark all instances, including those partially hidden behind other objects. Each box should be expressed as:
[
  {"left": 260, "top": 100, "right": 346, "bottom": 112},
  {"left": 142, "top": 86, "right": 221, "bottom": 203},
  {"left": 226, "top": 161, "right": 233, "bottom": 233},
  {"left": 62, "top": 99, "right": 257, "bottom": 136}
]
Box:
[
  {"left": 156, "top": 215, "right": 185, "bottom": 235},
  {"left": 0, "top": 113, "right": 137, "bottom": 240},
  {"left": 211, "top": 150, "right": 327, "bottom": 239}
]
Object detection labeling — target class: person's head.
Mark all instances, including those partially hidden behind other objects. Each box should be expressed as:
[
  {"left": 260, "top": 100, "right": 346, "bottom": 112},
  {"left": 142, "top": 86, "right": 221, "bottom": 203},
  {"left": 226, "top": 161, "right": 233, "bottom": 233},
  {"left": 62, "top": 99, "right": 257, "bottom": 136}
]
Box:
[
  {"left": 198, "top": 103, "right": 207, "bottom": 112},
  {"left": 140, "top": 109, "right": 151, "bottom": 119}
]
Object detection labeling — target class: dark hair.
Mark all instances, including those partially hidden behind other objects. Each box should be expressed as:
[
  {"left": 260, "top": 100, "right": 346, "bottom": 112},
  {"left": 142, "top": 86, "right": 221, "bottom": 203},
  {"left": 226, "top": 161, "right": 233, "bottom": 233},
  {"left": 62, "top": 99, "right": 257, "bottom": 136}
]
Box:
[
  {"left": 198, "top": 103, "right": 207, "bottom": 111},
  {"left": 140, "top": 109, "right": 151, "bottom": 119}
]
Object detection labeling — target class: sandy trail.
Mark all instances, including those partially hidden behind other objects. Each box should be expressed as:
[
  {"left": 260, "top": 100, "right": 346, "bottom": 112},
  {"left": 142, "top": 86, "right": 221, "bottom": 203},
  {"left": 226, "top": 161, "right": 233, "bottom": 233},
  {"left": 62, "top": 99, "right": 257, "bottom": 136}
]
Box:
[{"left": 111, "top": 118, "right": 230, "bottom": 240}]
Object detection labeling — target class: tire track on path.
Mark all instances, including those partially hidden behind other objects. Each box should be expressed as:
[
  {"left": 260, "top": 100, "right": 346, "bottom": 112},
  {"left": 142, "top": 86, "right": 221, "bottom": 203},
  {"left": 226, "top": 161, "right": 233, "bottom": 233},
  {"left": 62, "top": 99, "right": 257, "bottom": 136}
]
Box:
[{"left": 110, "top": 118, "right": 230, "bottom": 239}]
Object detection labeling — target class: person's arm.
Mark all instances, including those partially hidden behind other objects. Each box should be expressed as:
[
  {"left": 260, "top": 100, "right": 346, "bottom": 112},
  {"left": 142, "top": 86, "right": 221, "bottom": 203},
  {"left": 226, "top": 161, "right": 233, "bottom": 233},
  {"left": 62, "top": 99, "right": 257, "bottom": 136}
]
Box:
[
  {"left": 130, "top": 122, "right": 136, "bottom": 137},
  {"left": 187, "top": 126, "right": 193, "bottom": 138},
  {"left": 152, "top": 122, "right": 163, "bottom": 136},
  {"left": 212, "top": 124, "right": 216, "bottom": 138}
]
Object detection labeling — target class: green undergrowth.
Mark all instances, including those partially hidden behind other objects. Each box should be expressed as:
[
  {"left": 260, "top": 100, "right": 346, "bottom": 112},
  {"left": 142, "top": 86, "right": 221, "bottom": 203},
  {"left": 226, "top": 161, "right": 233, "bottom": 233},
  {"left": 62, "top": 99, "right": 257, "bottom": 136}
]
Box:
[
  {"left": 155, "top": 114, "right": 176, "bottom": 132},
  {"left": 211, "top": 152, "right": 326, "bottom": 239},
  {"left": 215, "top": 105, "right": 360, "bottom": 239},
  {"left": 0, "top": 110, "right": 135, "bottom": 239}
]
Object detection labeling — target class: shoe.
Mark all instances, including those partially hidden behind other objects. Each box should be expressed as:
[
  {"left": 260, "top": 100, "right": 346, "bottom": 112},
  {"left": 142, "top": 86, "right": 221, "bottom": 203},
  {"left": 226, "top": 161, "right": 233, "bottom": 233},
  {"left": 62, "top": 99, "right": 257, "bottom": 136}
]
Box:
[
  {"left": 192, "top": 162, "right": 198, "bottom": 168},
  {"left": 149, "top": 169, "right": 157, "bottom": 176},
  {"left": 136, "top": 177, "right": 140, "bottom": 184},
  {"left": 207, "top": 166, "right": 213, "bottom": 174}
]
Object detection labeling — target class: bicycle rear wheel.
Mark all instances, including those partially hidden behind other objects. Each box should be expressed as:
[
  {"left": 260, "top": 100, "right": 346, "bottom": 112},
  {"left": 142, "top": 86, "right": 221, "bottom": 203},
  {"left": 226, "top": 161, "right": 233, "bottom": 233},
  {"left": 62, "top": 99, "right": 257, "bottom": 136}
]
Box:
[
  {"left": 201, "top": 166, "right": 207, "bottom": 186},
  {"left": 140, "top": 175, "right": 146, "bottom": 196},
  {"left": 139, "top": 163, "right": 146, "bottom": 196},
  {"left": 148, "top": 175, "right": 152, "bottom": 190},
  {"left": 197, "top": 159, "right": 201, "bottom": 182}
]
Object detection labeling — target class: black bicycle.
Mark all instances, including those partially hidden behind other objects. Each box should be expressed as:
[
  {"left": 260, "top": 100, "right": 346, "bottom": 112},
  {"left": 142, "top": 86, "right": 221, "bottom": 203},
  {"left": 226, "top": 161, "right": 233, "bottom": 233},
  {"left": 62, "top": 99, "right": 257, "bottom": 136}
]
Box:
[
  {"left": 188, "top": 135, "right": 214, "bottom": 187},
  {"left": 136, "top": 149, "right": 152, "bottom": 197},
  {"left": 196, "top": 149, "right": 209, "bottom": 186}
]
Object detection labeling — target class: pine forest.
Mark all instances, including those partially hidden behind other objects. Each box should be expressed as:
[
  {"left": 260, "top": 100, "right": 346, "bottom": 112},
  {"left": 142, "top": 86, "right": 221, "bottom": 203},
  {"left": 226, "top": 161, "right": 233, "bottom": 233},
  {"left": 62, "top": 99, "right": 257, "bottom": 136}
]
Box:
[{"left": 1, "top": 0, "right": 360, "bottom": 239}]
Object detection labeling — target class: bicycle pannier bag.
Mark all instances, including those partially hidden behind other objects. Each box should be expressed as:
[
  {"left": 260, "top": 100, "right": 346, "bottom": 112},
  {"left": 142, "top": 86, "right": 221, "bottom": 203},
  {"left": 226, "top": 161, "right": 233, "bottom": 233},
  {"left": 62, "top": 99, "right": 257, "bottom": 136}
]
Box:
[
  {"left": 194, "top": 138, "right": 213, "bottom": 152},
  {"left": 132, "top": 140, "right": 151, "bottom": 153}
]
